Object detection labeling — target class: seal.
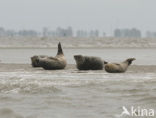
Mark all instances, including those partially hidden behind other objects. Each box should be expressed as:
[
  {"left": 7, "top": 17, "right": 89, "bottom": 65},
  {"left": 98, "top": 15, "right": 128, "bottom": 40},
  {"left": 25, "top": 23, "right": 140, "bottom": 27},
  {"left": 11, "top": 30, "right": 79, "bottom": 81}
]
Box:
[
  {"left": 74, "top": 55, "right": 104, "bottom": 70},
  {"left": 38, "top": 42, "right": 67, "bottom": 70},
  {"left": 31, "top": 55, "right": 48, "bottom": 67},
  {"left": 104, "top": 58, "right": 136, "bottom": 73}
]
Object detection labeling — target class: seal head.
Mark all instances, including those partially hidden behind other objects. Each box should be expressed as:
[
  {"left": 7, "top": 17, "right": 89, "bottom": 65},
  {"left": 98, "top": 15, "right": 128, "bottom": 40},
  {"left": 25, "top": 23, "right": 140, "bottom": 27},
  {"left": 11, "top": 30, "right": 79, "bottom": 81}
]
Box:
[{"left": 31, "top": 55, "right": 47, "bottom": 67}]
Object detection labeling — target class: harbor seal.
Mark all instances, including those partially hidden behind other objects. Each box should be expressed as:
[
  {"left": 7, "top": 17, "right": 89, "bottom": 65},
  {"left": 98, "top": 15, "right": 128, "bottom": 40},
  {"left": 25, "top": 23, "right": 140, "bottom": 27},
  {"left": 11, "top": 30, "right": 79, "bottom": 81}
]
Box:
[
  {"left": 74, "top": 55, "right": 104, "bottom": 70},
  {"left": 104, "top": 58, "right": 136, "bottom": 73},
  {"left": 31, "top": 55, "right": 48, "bottom": 67},
  {"left": 38, "top": 42, "right": 67, "bottom": 70}
]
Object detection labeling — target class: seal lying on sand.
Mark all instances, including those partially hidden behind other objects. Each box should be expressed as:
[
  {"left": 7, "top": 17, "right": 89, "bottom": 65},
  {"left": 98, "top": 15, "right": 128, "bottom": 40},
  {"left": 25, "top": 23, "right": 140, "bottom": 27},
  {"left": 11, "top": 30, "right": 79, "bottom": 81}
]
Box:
[
  {"left": 104, "top": 58, "right": 136, "bottom": 73},
  {"left": 38, "top": 42, "right": 67, "bottom": 70},
  {"left": 74, "top": 55, "right": 104, "bottom": 70},
  {"left": 31, "top": 55, "right": 48, "bottom": 67}
]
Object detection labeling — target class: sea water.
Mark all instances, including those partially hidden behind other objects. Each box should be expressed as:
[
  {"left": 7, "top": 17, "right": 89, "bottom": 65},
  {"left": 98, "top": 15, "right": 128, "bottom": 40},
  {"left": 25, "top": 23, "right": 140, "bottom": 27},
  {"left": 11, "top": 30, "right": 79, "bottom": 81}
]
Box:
[{"left": 0, "top": 48, "right": 156, "bottom": 118}]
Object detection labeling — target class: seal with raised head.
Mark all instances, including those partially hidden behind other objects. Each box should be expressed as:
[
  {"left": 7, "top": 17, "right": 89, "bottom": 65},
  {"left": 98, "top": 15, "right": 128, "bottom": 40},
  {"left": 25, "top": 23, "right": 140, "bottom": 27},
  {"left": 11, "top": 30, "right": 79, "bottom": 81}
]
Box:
[
  {"left": 74, "top": 55, "right": 104, "bottom": 70},
  {"left": 104, "top": 58, "right": 136, "bottom": 73},
  {"left": 38, "top": 42, "right": 67, "bottom": 70},
  {"left": 31, "top": 55, "right": 48, "bottom": 67}
]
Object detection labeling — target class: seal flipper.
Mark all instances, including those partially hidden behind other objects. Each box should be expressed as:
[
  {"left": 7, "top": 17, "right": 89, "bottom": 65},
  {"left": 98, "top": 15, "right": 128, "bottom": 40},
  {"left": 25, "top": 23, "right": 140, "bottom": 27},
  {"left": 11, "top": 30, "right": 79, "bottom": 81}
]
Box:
[
  {"left": 125, "top": 58, "right": 136, "bottom": 65},
  {"left": 57, "top": 42, "right": 63, "bottom": 55}
]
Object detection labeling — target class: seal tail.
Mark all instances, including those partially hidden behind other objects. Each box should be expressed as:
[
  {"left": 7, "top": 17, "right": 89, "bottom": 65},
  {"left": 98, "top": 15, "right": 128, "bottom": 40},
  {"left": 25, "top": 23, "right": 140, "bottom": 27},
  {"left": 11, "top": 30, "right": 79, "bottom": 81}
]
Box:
[{"left": 57, "top": 42, "right": 63, "bottom": 55}]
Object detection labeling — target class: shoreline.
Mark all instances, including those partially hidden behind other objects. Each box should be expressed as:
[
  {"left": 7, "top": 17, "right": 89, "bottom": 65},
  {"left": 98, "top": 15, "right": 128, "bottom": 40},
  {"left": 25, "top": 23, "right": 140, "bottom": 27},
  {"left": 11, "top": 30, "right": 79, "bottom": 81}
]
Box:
[
  {"left": 1, "top": 37, "right": 156, "bottom": 49},
  {"left": 1, "top": 63, "right": 156, "bottom": 66},
  {"left": 1, "top": 63, "right": 156, "bottom": 73}
]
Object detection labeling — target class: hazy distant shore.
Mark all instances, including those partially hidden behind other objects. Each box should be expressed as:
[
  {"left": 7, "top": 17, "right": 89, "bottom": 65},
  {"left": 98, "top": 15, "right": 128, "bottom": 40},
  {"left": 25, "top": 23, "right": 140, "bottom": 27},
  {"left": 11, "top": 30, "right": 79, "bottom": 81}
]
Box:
[
  {"left": 0, "top": 37, "right": 156, "bottom": 48},
  {"left": 1, "top": 47, "right": 156, "bottom": 49}
]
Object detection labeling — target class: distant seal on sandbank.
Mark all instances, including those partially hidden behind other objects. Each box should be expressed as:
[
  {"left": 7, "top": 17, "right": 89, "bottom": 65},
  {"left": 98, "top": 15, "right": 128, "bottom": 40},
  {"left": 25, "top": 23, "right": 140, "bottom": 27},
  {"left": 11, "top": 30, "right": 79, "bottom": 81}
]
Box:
[
  {"left": 104, "top": 58, "right": 136, "bottom": 73},
  {"left": 38, "top": 42, "right": 67, "bottom": 70},
  {"left": 74, "top": 55, "right": 104, "bottom": 70}
]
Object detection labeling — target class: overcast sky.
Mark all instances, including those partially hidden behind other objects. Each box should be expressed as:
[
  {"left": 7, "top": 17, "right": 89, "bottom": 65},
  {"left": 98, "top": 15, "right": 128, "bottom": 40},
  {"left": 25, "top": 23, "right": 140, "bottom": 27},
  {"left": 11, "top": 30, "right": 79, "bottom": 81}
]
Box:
[{"left": 0, "top": 0, "right": 155, "bottom": 35}]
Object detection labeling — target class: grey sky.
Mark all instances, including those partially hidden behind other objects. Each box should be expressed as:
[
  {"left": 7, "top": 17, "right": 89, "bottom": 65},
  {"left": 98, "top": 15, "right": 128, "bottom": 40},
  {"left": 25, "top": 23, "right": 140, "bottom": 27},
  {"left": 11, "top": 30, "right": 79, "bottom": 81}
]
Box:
[{"left": 0, "top": 0, "right": 155, "bottom": 35}]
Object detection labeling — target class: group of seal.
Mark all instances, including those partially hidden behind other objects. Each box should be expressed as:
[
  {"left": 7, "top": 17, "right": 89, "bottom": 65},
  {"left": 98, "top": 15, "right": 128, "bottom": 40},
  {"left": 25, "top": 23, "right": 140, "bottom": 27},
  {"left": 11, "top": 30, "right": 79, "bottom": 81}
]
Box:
[
  {"left": 31, "top": 42, "right": 136, "bottom": 73},
  {"left": 74, "top": 55, "right": 135, "bottom": 72}
]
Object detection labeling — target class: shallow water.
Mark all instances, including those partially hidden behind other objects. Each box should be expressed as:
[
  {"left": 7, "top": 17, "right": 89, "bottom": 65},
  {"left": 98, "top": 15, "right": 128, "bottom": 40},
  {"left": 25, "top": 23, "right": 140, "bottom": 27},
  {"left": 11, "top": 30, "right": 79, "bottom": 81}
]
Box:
[
  {"left": 0, "top": 64, "right": 156, "bottom": 118},
  {"left": 0, "top": 48, "right": 156, "bottom": 118}
]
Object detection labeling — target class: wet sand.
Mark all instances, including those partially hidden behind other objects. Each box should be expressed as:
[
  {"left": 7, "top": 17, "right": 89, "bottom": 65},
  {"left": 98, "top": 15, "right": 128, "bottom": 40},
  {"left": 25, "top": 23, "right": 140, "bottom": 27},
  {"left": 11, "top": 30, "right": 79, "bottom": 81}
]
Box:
[{"left": 1, "top": 63, "right": 156, "bottom": 73}]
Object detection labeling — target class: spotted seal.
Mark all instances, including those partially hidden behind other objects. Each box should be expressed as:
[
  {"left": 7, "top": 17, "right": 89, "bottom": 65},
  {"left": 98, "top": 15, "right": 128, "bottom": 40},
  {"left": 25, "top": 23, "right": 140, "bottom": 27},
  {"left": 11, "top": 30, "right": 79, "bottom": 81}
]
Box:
[
  {"left": 38, "top": 42, "right": 67, "bottom": 70},
  {"left": 74, "top": 55, "right": 104, "bottom": 70},
  {"left": 104, "top": 58, "right": 136, "bottom": 73}
]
